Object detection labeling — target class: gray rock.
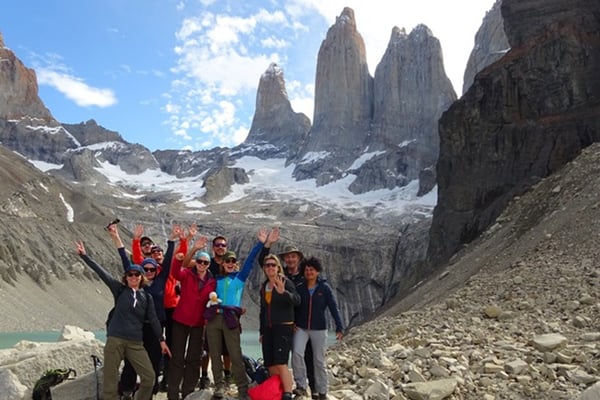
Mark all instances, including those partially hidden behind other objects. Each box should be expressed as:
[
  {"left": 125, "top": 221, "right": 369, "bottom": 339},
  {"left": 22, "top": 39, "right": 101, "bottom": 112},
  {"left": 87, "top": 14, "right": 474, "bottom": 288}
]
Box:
[{"left": 462, "top": 0, "right": 509, "bottom": 94}]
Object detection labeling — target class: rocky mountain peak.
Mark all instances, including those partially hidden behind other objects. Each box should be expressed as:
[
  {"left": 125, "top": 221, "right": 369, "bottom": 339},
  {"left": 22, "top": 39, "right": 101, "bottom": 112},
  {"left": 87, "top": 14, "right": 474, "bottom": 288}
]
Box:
[
  {"left": 300, "top": 6, "right": 373, "bottom": 155},
  {"left": 361, "top": 23, "right": 455, "bottom": 194},
  {"left": 462, "top": 0, "right": 509, "bottom": 94},
  {"left": 0, "top": 35, "right": 53, "bottom": 122},
  {"left": 63, "top": 119, "right": 125, "bottom": 147},
  {"left": 243, "top": 62, "right": 310, "bottom": 158}
]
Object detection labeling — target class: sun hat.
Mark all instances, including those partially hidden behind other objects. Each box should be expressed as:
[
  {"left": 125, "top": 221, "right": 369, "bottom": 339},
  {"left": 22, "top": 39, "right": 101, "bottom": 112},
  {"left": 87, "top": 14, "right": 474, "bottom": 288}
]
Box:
[{"left": 278, "top": 245, "right": 303, "bottom": 259}]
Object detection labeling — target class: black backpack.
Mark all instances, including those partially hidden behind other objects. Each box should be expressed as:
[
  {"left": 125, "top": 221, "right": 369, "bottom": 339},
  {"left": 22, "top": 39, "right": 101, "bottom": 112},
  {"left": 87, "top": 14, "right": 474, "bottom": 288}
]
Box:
[
  {"left": 32, "top": 368, "right": 76, "bottom": 400},
  {"left": 243, "top": 354, "right": 269, "bottom": 384}
]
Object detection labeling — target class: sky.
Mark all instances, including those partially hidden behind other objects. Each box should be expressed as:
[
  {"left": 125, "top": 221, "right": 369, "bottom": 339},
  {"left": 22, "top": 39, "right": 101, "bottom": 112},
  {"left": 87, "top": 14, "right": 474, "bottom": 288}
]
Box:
[{"left": 1, "top": 0, "right": 496, "bottom": 152}]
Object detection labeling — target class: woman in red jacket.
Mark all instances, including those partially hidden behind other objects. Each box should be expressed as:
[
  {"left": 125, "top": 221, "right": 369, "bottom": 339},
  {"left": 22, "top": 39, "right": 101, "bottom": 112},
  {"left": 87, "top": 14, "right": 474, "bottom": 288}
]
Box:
[{"left": 167, "top": 237, "right": 216, "bottom": 400}]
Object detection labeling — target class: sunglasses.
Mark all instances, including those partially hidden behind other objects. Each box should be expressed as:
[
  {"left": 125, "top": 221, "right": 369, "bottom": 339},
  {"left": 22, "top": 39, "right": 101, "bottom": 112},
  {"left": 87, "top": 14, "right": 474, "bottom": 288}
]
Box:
[
  {"left": 141, "top": 242, "right": 153, "bottom": 247},
  {"left": 264, "top": 263, "right": 277, "bottom": 268},
  {"left": 197, "top": 259, "right": 210, "bottom": 265},
  {"left": 224, "top": 258, "right": 237, "bottom": 264},
  {"left": 127, "top": 272, "right": 141, "bottom": 277},
  {"left": 151, "top": 250, "right": 162, "bottom": 254},
  {"left": 144, "top": 268, "right": 156, "bottom": 272},
  {"left": 213, "top": 243, "right": 227, "bottom": 248}
]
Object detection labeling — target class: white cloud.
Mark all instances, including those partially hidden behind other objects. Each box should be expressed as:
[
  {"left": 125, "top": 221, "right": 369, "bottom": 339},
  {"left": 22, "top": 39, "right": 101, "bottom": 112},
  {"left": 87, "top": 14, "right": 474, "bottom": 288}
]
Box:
[
  {"left": 36, "top": 68, "right": 117, "bottom": 108},
  {"left": 166, "top": 7, "right": 296, "bottom": 149},
  {"left": 261, "top": 37, "right": 289, "bottom": 49},
  {"left": 287, "top": 80, "right": 314, "bottom": 121}
]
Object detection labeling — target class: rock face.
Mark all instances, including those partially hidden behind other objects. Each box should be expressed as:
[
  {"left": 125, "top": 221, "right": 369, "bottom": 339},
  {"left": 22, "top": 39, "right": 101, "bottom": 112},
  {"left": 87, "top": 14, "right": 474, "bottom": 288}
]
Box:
[
  {"left": 293, "top": 10, "right": 454, "bottom": 194},
  {"left": 244, "top": 63, "right": 311, "bottom": 158},
  {"left": 371, "top": 24, "right": 456, "bottom": 177},
  {"left": 62, "top": 119, "right": 124, "bottom": 146},
  {"left": 201, "top": 166, "right": 249, "bottom": 204},
  {"left": 462, "top": 0, "right": 509, "bottom": 94},
  {"left": 428, "top": 0, "right": 600, "bottom": 266},
  {"left": 303, "top": 7, "right": 373, "bottom": 154},
  {"left": 0, "top": 35, "right": 79, "bottom": 164},
  {"left": 0, "top": 33, "right": 52, "bottom": 121}
]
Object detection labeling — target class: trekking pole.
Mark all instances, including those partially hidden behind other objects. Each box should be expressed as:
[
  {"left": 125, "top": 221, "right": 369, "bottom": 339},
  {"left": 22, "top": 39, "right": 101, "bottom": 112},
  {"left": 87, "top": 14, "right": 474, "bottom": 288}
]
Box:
[{"left": 91, "top": 354, "right": 102, "bottom": 400}]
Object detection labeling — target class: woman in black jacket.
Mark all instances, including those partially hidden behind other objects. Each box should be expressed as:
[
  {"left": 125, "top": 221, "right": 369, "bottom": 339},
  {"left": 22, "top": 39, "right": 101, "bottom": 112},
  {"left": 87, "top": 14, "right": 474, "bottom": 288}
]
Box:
[
  {"left": 76, "top": 240, "right": 171, "bottom": 400},
  {"left": 259, "top": 254, "right": 300, "bottom": 400}
]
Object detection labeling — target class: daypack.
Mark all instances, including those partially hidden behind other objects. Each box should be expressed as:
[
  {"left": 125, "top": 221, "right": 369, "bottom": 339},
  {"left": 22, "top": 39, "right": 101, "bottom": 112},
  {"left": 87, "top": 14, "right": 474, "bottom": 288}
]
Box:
[
  {"left": 32, "top": 368, "right": 76, "bottom": 400},
  {"left": 243, "top": 354, "right": 269, "bottom": 384},
  {"left": 248, "top": 374, "right": 283, "bottom": 400}
]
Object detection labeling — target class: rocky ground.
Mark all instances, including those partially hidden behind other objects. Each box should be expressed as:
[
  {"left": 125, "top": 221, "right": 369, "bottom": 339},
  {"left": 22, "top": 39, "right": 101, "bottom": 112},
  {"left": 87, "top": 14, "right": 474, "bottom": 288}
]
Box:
[{"left": 317, "top": 144, "right": 600, "bottom": 399}]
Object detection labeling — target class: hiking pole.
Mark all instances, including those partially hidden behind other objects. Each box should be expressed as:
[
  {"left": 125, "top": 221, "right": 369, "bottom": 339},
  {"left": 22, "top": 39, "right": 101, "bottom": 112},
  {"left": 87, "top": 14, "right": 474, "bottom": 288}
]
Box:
[{"left": 91, "top": 354, "right": 102, "bottom": 400}]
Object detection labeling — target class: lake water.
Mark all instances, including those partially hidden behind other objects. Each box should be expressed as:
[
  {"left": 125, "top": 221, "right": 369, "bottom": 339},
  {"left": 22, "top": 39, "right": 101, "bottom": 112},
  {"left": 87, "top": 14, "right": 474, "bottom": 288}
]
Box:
[
  {"left": 0, "top": 330, "right": 263, "bottom": 359},
  {"left": 0, "top": 329, "right": 335, "bottom": 360}
]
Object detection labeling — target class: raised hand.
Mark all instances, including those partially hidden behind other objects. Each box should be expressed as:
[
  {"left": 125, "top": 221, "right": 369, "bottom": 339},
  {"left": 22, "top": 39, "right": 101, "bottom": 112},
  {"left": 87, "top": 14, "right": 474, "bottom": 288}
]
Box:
[
  {"left": 107, "top": 224, "right": 124, "bottom": 248},
  {"left": 186, "top": 223, "right": 198, "bottom": 240},
  {"left": 271, "top": 274, "right": 286, "bottom": 294},
  {"left": 133, "top": 224, "right": 144, "bottom": 240},
  {"left": 170, "top": 224, "right": 182, "bottom": 240},
  {"left": 257, "top": 227, "right": 269, "bottom": 243},
  {"left": 265, "top": 226, "right": 280, "bottom": 247},
  {"left": 75, "top": 241, "right": 86, "bottom": 256},
  {"left": 193, "top": 236, "right": 208, "bottom": 250}
]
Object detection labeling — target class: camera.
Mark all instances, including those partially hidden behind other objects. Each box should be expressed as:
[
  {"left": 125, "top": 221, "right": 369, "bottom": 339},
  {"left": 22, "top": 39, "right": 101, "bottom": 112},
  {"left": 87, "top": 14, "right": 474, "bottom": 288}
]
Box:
[{"left": 105, "top": 218, "right": 120, "bottom": 230}]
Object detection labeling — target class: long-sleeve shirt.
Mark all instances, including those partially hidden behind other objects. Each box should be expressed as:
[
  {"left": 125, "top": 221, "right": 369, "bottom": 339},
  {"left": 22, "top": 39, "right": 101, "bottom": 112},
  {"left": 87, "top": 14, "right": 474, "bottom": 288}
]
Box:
[
  {"left": 118, "top": 240, "right": 175, "bottom": 322},
  {"left": 170, "top": 256, "right": 216, "bottom": 327},
  {"left": 79, "top": 254, "right": 163, "bottom": 342},
  {"left": 132, "top": 237, "right": 184, "bottom": 309},
  {"left": 294, "top": 277, "right": 344, "bottom": 333},
  {"left": 215, "top": 241, "right": 263, "bottom": 307}
]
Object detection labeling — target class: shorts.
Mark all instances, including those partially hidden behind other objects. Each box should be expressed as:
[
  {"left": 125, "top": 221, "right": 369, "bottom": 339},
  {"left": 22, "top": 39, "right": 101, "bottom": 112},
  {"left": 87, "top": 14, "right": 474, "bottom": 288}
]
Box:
[{"left": 261, "top": 324, "right": 294, "bottom": 367}]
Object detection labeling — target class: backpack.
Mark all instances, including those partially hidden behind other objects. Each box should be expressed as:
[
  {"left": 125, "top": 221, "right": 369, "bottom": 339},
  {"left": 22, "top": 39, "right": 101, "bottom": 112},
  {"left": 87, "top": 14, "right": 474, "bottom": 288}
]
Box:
[
  {"left": 32, "top": 368, "right": 76, "bottom": 400},
  {"left": 243, "top": 354, "right": 269, "bottom": 384}
]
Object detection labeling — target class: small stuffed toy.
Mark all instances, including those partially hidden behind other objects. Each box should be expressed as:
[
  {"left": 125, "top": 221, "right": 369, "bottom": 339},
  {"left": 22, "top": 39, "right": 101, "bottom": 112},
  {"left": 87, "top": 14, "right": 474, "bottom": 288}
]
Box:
[{"left": 206, "top": 291, "right": 222, "bottom": 308}]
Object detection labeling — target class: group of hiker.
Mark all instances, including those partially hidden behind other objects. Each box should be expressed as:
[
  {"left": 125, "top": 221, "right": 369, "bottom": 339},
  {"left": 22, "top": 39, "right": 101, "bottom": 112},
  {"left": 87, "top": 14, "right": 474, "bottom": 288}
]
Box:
[{"left": 75, "top": 221, "right": 344, "bottom": 400}]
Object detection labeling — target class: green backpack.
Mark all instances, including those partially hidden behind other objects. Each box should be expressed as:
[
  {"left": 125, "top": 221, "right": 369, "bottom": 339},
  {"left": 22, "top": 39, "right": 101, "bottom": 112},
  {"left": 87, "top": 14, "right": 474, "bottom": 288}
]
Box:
[{"left": 32, "top": 368, "right": 76, "bottom": 400}]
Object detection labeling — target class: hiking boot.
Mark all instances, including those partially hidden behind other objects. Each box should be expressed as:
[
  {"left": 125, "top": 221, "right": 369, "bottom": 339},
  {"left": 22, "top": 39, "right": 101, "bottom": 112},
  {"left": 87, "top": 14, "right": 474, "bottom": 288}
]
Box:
[
  {"left": 199, "top": 376, "right": 211, "bottom": 389},
  {"left": 158, "top": 380, "right": 168, "bottom": 392},
  {"left": 224, "top": 370, "right": 233, "bottom": 385},
  {"left": 212, "top": 384, "right": 225, "bottom": 399},
  {"left": 316, "top": 394, "right": 327, "bottom": 400},
  {"left": 293, "top": 387, "right": 308, "bottom": 398},
  {"left": 282, "top": 392, "right": 293, "bottom": 400},
  {"left": 120, "top": 392, "right": 133, "bottom": 400}
]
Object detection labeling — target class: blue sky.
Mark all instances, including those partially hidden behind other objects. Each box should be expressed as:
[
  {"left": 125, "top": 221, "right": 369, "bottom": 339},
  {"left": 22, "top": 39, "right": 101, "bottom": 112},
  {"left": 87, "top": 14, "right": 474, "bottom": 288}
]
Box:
[{"left": 1, "top": 0, "right": 496, "bottom": 152}]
